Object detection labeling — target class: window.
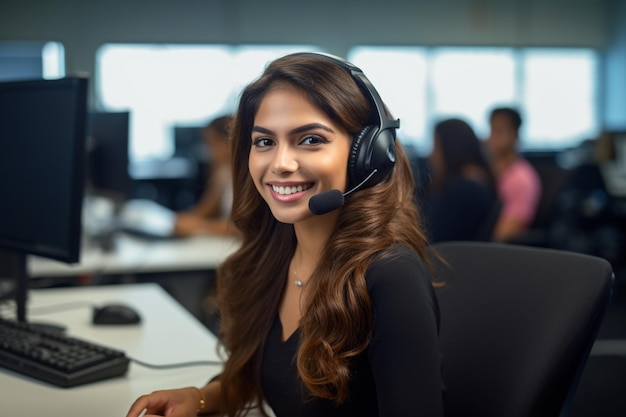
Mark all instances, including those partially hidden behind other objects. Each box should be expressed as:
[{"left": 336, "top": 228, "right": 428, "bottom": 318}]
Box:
[
  {"left": 428, "top": 48, "right": 516, "bottom": 141},
  {"left": 97, "top": 44, "right": 600, "bottom": 160},
  {"left": 349, "top": 47, "right": 428, "bottom": 146},
  {"left": 521, "top": 48, "right": 599, "bottom": 147},
  {"left": 41, "top": 41, "right": 65, "bottom": 79},
  {"left": 96, "top": 44, "right": 322, "bottom": 163},
  {"left": 348, "top": 46, "right": 600, "bottom": 153}
]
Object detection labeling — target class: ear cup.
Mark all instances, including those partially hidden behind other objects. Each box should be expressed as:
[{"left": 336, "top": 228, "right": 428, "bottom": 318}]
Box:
[
  {"left": 370, "top": 127, "right": 396, "bottom": 178},
  {"left": 348, "top": 125, "right": 375, "bottom": 189},
  {"left": 348, "top": 125, "right": 396, "bottom": 190}
]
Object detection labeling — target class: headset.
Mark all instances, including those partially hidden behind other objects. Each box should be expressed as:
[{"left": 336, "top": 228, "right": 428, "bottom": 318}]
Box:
[{"left": 286, "top": 52, "right": 400, "bottom": 214}]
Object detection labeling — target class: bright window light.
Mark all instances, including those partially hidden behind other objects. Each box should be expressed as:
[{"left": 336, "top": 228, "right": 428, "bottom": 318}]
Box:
[
  {"left": 429, "top": 47, "right": 516, "bottom": 141},
  {"left": 97, "top": 44, "right": 233, "bottom": 161},
  {"left": 521, "top": 48, "right": 599, "bottom": 148},
  {"left": 97, "top": 44, "right": 600, "bottom": 162},
  {"left": 42, "top": 41, "right": 65, "bottom": 79},
  {"left": 349, "top": 47, "right": 428, "bottom": 151},
  {"left": 96, "top": 44, "right": 321, "bottom": 163},
  {"left": 348, "top": 45, "right": 599, "bottom": 153}
]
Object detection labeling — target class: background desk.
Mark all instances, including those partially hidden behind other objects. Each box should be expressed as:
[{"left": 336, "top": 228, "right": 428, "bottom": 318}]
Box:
[
  {"left": 0, "top": 283, "right": 264, "bottom": 417},
  {"left": 28, "top": 233, "right": 241, "bottom": 278}
]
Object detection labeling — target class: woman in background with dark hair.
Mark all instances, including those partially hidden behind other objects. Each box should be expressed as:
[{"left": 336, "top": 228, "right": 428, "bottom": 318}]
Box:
[
  {"left": 127, "top": 52, "right": 443, "bottom": 416},
  {"left": 425, "top": 118, "right": 499, "bottom": 242}
]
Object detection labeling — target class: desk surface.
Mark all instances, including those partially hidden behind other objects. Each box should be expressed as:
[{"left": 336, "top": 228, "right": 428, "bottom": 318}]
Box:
[
  {"left": 28, "top": 233, "right": 241, "bottom": 278},
  {"left": 0, "top": 283, "right": 263, "bottom": 417}
]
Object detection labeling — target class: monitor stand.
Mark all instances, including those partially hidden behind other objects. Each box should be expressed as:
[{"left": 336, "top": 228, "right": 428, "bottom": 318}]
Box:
[{"left": 0, "top": 248, "right": 65, "bottom": 332}]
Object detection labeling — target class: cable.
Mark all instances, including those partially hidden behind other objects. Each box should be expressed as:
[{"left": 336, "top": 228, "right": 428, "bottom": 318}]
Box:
[{"left": 129, "top": 356, "right": 223, "bottom": 369}]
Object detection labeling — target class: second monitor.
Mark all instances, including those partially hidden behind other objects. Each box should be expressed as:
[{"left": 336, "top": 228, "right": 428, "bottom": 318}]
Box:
[{"left": 86, "top": 111, "right": 132, "bottom": 204}]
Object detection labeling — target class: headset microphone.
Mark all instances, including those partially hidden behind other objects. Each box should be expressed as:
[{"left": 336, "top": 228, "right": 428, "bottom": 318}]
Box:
[{"left": 308, "top": 170, "right": 378, "bottom": 215}]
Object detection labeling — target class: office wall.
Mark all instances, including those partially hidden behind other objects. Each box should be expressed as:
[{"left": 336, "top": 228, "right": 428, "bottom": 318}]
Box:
[{"left": 0, "top": 0, "right": 611, "bottom": 78}]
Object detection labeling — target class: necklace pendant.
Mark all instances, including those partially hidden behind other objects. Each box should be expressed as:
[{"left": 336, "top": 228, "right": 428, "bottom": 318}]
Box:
[{"left": 295, "top": 279, "right": 304, "bottom": 288}]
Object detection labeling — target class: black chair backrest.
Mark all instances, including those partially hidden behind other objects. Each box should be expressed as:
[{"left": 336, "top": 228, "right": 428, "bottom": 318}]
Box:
[{"left": 429, "top": 241, "right": 614, "bottom": 417}]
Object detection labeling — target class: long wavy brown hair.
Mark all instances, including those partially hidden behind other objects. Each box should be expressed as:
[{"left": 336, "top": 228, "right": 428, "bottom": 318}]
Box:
[{"left": 216, "top": 54, "right": 430, "bottom": 416}]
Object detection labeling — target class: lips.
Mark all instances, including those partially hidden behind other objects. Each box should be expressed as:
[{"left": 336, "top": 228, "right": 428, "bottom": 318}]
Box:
[{"left": 268, "top": 182, "right": 314, "bottom": 202}]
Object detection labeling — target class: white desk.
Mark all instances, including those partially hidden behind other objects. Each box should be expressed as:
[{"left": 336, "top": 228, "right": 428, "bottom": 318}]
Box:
[
  {"left": 0, "top": 283, "right": 264, "bottom": 417},
  {"left": 28, "top": 233, "right": 241, "bottom": 278}
]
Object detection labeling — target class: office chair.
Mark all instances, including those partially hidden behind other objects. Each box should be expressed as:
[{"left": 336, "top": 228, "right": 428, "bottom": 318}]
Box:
[{"left": 428, "top": 241, "right": 614, "bottom": 417}]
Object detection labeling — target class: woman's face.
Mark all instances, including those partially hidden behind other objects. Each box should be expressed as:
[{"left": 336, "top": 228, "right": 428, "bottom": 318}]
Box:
[{"left": 248, "top": 86, "right": 351, "bottom": 225}]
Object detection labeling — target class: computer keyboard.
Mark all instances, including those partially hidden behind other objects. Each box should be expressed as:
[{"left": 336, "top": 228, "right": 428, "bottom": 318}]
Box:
[{"left": 0, "top": 318, "right": 129, "bottom": 388}]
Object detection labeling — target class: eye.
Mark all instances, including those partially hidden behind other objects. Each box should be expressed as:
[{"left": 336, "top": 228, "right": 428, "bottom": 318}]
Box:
[
  {"left": 300, "top": 135, "right": 326, "bottom": 146},
  {"left": 252, "top": 137, "right": 274, "bottom": 148}
]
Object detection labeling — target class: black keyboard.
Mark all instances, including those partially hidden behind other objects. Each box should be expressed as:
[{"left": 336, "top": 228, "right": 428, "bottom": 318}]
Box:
[{"left": 0, "top": 318, "right": 129, "bottom": 388}]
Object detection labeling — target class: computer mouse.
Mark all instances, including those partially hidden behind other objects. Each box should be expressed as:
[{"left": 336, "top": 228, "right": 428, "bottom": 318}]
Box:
[{"left": 92, "top": 303, "right": 142, "bottom": 325}]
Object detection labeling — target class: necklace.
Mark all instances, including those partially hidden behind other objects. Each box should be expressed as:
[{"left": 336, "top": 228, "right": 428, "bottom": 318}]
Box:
[
  {"left": 293, "top": 269, "right": 305, "bottom": 288},
  {"left": 293, "top": 269, "right": 307, "bottom": 288}
]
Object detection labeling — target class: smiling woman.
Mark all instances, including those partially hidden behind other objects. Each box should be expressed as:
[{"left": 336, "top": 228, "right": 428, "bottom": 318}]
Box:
[
  {"left": 248, "top": 86, "right": 351, "bottom": 225},
  {"left": 126, "top": 52, "right": 443, "bottom": 417}
]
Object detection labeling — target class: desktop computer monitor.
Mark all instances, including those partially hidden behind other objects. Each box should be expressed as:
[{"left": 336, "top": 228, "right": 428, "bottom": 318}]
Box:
[
  {"left": 173, "top": 125, "right": 204, "bottom": 160},
  {"left": 0, "top": 76, "right": 88, "bottom": 322},
  {"left": 86, "top": 111, "right": 132, "bottom": 203},
  {"left": 173, "top": 125, "right": 209, "bottom": 204}
]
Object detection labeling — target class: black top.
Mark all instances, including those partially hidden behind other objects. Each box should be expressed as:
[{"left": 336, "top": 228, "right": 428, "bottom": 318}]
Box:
[
  {"left": 261, "top": 244, "right": 444, "bottom": 417},
  {"left": 425, "top": 178, "right": 498, "bottom": 243}
]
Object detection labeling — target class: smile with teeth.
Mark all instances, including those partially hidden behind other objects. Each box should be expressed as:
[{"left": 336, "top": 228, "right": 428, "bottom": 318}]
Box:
[{"left": 271, "top": 183, "right": 313, "bottom": 195}]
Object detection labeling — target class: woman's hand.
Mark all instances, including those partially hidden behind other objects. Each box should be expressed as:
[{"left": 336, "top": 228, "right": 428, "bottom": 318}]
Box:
[{"left": 126, "top": 386, "right": 204, "bottom": 417}]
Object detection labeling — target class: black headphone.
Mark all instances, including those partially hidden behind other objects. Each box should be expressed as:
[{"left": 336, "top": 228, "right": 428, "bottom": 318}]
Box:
[{"left": 286, "top": 52, "right": 400, "bottom": 192}]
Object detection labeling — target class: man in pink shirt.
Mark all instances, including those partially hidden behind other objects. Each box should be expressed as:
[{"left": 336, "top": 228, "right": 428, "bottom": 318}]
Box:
[{"left": 487, "top": 107, "right": 542, "bottom": 242}]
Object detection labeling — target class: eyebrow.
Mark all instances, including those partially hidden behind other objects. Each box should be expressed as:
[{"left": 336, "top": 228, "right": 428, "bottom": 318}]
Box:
[{"left": 251, "top": 123, "right": 335, "bottom": 136}]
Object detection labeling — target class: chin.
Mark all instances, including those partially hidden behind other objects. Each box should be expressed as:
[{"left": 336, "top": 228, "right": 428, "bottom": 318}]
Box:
[
  {"left": 271, "top": 213, "right": 312, "bottom": 225},
  {"left": 266, "top": 205, "right": 314, "bottom": 225}
]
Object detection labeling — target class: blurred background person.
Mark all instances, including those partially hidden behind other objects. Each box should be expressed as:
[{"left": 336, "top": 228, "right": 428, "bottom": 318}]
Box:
[
  {"left": 174, "top": 114, "right": 237, "bottom": 236},
  {"left": 548, "top": 132, "right": 625, "bottom": 267},
  {"left": 486, "top": 107, "right": 541, "bottom": 242},
  {"left": 424, "top": 118, "right": 499, "bottom": 243}
]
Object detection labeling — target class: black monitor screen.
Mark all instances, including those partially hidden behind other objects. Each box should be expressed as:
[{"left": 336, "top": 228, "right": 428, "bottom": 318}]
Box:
[
  {"left": 87, "top": 111, "right": 131, "bottom": 201},
  {"left": 0, "top": 77, "right": 87, "bottom": 263},
  {"left": 174, "top": 125, "right": 204, "bottom": 160}
]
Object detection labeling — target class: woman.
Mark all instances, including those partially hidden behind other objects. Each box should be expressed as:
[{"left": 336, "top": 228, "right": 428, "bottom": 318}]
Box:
[
  {"left": 174, "top": 115, "right": 237, "bottom": 236},
  {"left": 425, "top": 118, "right": 499, "bottom": 242},
  {"left": 127, "top": 53, "right": 443, "bottom": 417}
]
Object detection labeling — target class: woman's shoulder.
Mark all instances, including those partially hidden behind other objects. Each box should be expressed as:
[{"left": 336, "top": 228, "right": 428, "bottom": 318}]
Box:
[
  {"left": 365, "top": 243, "right": 440, "bottom": 327},
  {"left": 365, "top": 243, "right": 428, "bottom": 289}
]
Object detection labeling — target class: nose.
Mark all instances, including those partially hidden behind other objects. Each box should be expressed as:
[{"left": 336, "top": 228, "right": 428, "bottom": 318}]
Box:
[{"left": 271, "top": 143, "right": 298, "bottom": 175}]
